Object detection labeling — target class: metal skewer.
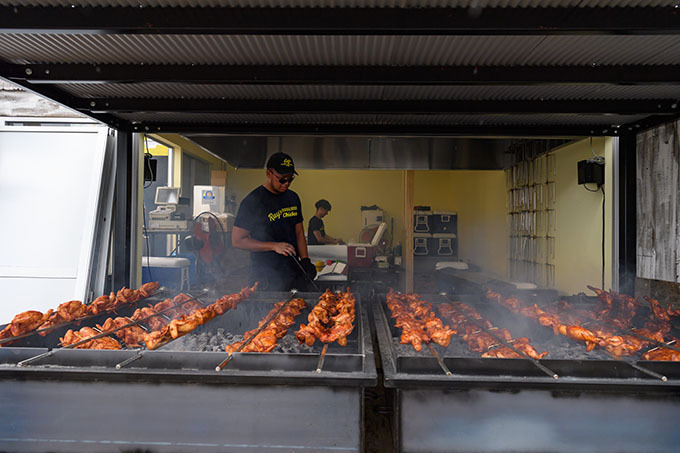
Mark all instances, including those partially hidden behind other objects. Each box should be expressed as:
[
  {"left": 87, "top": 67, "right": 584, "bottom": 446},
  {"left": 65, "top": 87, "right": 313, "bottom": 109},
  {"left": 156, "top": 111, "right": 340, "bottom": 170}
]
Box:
[
  {"left": 316, "top": 343, "right": 329, "bottom": 373},
  {"left": 216, "top": 291, "right": 297, "bottom": 372},
  {"left": 643, "top": 339, "right": 677, "bottom": 353},
  {"left": 426, "top": 343, "right": 452, "bottom": 376},
  {"left": 625, "top": 332, "right": 680, "bottom": 353},
  {"left": 16, "top": 350, "right": 54, "bottom": 367},
  {"left": 442, "top": 297, "right": 559, "bottom": 380},
  {"left": 116, "top": 349, "right": 145, "bottom": 369},
  {"left": 623, "top": 360, "right": 667, "bottom": 382}
]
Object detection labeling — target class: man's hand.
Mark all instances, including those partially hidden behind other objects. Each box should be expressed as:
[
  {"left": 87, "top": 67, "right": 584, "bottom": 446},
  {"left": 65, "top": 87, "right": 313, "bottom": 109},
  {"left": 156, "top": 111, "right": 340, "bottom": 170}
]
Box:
[
  {"left": 272, "top": 242, "right": 296, "bottom": 256},
  {"left": 300, "top": 257, "right": 317, "bottom": 280}
]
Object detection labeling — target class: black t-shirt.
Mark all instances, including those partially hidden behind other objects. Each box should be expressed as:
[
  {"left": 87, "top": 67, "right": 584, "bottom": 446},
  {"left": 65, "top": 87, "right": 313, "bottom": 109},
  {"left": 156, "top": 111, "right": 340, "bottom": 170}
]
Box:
[
  {"left": 307, "top": 216, "right": 325, "bottom": 245},
  {"left": 234, "top": 185, "right": 303, "bottom": 271}
]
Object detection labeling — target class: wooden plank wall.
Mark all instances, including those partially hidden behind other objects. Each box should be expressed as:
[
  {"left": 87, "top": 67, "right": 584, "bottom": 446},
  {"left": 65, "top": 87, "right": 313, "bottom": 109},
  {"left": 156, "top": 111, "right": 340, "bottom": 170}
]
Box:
[{"left": 636, "top": 120, "right": 680, "bottom": 282}]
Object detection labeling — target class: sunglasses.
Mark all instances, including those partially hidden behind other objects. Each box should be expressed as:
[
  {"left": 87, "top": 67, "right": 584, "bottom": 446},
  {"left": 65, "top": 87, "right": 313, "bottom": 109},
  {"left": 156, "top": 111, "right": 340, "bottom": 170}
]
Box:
[{"left": 269, "top": 169, "right": 295, "bottom": 184}]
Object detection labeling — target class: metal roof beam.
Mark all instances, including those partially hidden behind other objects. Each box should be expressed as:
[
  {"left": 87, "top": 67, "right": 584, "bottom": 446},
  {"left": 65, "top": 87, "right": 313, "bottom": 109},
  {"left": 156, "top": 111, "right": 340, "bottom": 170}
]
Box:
[
  {"left": 80, "top": 98, "right": 680, "bottom": 116},
  {"left": 622, "top": 112, "right": 680, "bottom": 133},
  {"left": 130, "top": 122, "right": 612, "bottom": 137},
  {"left": 0, "top": 78, "right": 132, "bottom": 131},
  {"left": 1, "top": 6, "right": 679, "bottom": 35},
  {"left": 4, "top": 63, "right": 680, "bottom": 85}
]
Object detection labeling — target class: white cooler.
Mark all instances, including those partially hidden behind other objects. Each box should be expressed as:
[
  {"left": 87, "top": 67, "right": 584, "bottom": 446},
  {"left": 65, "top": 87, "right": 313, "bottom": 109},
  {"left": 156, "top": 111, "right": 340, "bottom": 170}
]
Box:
[{"left": 142, "top": 256, "right": 190, "bottom": 290}]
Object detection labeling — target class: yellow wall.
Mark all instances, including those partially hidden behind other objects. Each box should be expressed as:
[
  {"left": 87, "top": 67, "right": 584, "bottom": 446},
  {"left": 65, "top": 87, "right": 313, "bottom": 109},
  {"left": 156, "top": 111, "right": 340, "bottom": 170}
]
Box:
[
  {"left": 226, "top": 166, "right": 508, "bottom": 277},
  {"left": 553, "top": 137, "right": 613, "bottom": 295},
  {"left": 227, "top": 168, "right": 406, "bottom": 245},
  {"left": 154, "top": 133, "right": 227, "bottom": 186},
  {"left": 415, "top": 170, "right": 508, "bottom": 278}
]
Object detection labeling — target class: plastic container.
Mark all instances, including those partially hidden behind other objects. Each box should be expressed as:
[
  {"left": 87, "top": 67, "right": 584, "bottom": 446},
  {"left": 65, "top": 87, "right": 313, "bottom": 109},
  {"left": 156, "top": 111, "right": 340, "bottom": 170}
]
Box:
[
  {"left": 413, "top": 233, "right": 433, "bottom": 256},
  {"left": 432, "top": 233, "right": 457, "bottom": 257},
  {"left": 142, "top": 256, "right": 190, "bottom": 290},
  {"left": 413, "top": 210, "right": 432, "bottom": 233},
  {"left": 431, "top": 211, "right": 457, "bottom": 234}
]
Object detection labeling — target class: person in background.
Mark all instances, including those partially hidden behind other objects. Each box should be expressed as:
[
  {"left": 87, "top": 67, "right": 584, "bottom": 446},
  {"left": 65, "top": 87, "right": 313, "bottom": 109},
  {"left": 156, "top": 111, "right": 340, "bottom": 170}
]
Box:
[
  {"left": 308, "top": 199, "right": 344, "bottom": 245},
  {"left": 232, "top": 152, "right": 317, "bottom": 291}
]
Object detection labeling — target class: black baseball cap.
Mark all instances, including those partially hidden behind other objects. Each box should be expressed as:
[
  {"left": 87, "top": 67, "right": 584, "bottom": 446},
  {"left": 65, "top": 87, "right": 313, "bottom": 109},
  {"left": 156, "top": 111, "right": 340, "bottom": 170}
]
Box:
[{"left": 266, "top": 152, "right": 298, "bottom": 175}]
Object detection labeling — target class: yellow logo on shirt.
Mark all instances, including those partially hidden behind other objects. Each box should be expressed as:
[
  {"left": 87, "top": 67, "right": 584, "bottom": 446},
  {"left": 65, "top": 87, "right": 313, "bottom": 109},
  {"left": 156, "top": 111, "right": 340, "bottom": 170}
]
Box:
[
  {"left": 268, "top": 205, "right": 298, "bottom": 222},
  {"left": 281, "top": 158, "right": 293, "bottom": 168}
]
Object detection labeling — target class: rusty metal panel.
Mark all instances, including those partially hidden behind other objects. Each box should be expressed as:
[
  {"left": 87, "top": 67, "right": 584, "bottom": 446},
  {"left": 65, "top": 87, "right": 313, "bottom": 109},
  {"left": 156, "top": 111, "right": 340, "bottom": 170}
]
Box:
[{"left": 636, "top": 119, "right": 680, "bottom": 282}]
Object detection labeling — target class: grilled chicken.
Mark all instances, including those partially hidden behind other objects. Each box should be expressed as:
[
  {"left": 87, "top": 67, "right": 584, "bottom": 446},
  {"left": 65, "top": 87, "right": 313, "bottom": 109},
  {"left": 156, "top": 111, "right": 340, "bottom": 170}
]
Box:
[
  {"left": 7, "top": 310, "right": 53, "bottom": 337},
  {"left": 60, "top": 326, "right": 121, "bottom": 350},
  {"left": 294, "top": 289, "right": 356, "bottom": 348},
  {"left": 557, "top": 325, "right": 600, "bottom": 351},
  {"left": 97, "top": 317, "right": 146, "bottom": 348},
  {"left": 132, "top": 306, "right": 167, "bottom": 331},
  {"left": 116, "top": 287, "right": 139, "bottom": 304},
  {"left": 512, "top": 337, "right": 550, "bottom": 360},
  {"left": 144, "top": 284, "right": 258, "bottom": 350},
  {"left": 153, "top": 298, "right": 180, "bottom": 317},
  {"left": 632, "top": 328, "right": 666, "bottom": 344},
  {"left": 386, "top": 290, "right": 456, "bottom": 351},
  {"left": 138, "top": 281, "right": 160, "bottom": 298},
  {"left": 482, "top": 346, "right": 522, "bottom": 359},
  {"left": 88, "top": 293, "right": 117, "bottom": 315},
  {"left": 0, "top": 282, "right": 160, "bottom": 345},
  {"left": 229, "top": 298, "right": 306, "bottom": 353},
  {"left": 642, "top": 347, "right": 680, "bottom": 361},
  {"left": 644, "top": 296, "right": 671, "bottom": 322}
]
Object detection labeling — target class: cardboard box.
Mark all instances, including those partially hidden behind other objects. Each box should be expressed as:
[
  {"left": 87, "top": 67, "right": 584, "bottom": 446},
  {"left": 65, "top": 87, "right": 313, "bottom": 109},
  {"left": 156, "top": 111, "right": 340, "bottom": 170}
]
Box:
[{"left": 211, "top": 170, "right": 227, "bottom": 187}]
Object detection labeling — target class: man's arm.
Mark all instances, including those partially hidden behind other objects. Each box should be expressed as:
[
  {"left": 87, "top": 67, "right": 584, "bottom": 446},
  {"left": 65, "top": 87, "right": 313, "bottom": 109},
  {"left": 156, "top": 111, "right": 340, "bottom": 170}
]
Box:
[
  {"left": 295, "top": 223, "right": 309, "bottom": 259},
  {"left": 232, "top": 225, "right": 296, "bottom": 256},
  {"left": 313, "top": 230, "right": 341, "bottom": 245}
]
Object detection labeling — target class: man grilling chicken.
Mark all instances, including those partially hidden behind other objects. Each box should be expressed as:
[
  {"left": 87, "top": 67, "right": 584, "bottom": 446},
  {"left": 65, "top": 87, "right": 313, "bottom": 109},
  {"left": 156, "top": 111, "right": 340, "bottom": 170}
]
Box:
[{"left": 232, "top": 152, "right": 317, "bottom": 291}]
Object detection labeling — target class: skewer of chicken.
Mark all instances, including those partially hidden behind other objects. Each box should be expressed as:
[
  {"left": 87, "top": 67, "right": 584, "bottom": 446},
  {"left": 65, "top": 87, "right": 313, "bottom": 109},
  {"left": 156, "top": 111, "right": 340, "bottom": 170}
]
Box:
[
  {"left": 144, "top": 283, "right": 258, "bottom": 350},
  {"left": 439, "top": 301, "right": 548, "bottom": 360},
  {"left": 0, "top": 281, "right": 161, "bottom": 346},
  {"left": 225, "top": 298, "right": 307, "bottom": 354},
  {"left": 296, "top": 289, "right": 358, "bottom": 348},
  {"left": 385, "top": 289, "right": 456, "bottom": 352}
]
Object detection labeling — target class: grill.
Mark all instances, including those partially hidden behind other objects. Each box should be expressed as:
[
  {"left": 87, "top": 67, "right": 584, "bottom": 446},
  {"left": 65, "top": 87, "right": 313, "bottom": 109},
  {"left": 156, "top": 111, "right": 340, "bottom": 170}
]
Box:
[
  {"left": 373, "top": 291, "right": 680, "bottom": 453},
  {"left": 0, "top": 290, "right": 376, "bottom": 452}
]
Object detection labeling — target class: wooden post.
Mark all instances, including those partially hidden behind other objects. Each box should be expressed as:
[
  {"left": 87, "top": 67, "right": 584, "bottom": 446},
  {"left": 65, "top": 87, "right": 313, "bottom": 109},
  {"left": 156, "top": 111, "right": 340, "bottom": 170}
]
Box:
[{"left": 403, "top": 170, "right": 414, "bottom": 292}]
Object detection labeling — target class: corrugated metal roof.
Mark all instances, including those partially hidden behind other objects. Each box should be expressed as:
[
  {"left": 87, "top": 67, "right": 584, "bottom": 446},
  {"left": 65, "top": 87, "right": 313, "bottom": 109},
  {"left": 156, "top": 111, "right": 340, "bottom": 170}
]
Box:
[
  {"left": 0, "top": 0, "right": 675, "bottom": 7},
  {"left": 382, "top": 85, "right": 680, "bottom": 101},
  {"left": 58, "top": 83, "right": 387, "bottom": 99},
  {"left": 1, "top": 34, "right": 678, "bottom": 66},
  {"left": 58, "top": 82, "right": 680, "bottom": 101},
  {"left": 1, "top": 0, "right": 676, "bottom": 133},
  {"left": 525, "top": 35, "right": 680, "bottom": 66},
  {"left": 116, "top": 111, "right": 646, "bottom": 125}
]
